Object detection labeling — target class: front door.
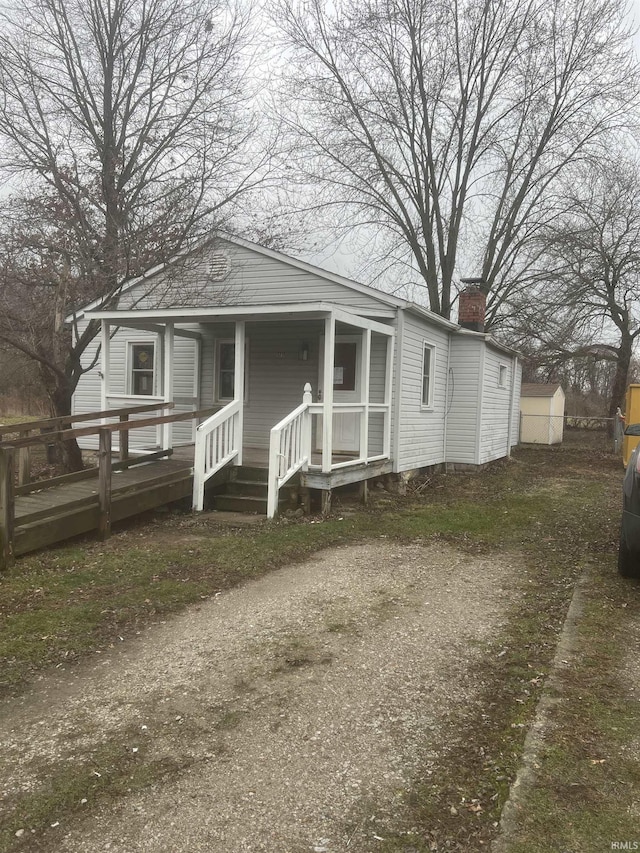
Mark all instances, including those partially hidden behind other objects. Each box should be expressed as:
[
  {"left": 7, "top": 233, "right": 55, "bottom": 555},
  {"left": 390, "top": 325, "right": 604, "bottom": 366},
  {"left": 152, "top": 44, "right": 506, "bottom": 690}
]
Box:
[{"left": 318, "top": 335, "right": 361, "bottom": 453}]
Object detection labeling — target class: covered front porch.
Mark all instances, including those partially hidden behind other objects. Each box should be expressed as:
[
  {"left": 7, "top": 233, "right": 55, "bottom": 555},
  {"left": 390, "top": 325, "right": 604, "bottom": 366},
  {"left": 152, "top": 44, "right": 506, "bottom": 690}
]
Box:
[{"left": 87, "top": 302, "right": 396, "bottom": 517}]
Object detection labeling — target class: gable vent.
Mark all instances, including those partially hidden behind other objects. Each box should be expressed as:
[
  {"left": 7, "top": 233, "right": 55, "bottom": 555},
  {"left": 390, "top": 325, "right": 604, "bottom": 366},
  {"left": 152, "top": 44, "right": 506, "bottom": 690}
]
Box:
[{"left": 208, "top": 253, "right": 229, "bottom": 281}]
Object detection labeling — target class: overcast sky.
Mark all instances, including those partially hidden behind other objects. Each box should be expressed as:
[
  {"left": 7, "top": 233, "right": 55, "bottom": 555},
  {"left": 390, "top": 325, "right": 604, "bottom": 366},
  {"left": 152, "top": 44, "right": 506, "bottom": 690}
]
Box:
[{"left": 632, "top": 0, "right": 640, "bottom": 49}]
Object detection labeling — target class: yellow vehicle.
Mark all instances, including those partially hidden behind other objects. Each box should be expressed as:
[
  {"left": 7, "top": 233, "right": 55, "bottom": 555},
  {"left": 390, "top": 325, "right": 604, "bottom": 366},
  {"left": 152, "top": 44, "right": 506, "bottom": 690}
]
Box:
[{"left": 622, "top": 384, "right": 640, "bottom": 467}]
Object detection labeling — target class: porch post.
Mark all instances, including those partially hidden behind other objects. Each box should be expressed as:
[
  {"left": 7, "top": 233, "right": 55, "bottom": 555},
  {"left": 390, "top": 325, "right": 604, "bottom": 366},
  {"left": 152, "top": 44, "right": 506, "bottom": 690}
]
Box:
[
  {"left": 0, "top": 447, "right": 15, "bottom": 571},
  {"left": 384, "top": 334, "right": 395, "bottom": 458},
  {"left": 322, "top": 313, "right": 335, "bottom": 473},
  {"left": 360, "top": 329, "right": 371, "bottom": 462},
  {"left": 100, "top": 320, "right": 110, "bottom": 419},
  {"left": 234, "top": 320, "right": 245, "bottom": 466},
  {"left": 161, "top": 323, "right": 174, "bottom": 451}
]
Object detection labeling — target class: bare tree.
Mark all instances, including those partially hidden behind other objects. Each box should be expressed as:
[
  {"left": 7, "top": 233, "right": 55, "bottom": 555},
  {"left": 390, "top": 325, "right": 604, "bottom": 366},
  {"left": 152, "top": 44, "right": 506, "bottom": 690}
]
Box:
[
  {"left": 274, "top": 0, "right": 637, "bottom": 319},
  {"left": 0, "top": 0, "right": 268, "bottom": 464},
  {"left": 496, "top": 158, "right": 640, "bottom": 419}
]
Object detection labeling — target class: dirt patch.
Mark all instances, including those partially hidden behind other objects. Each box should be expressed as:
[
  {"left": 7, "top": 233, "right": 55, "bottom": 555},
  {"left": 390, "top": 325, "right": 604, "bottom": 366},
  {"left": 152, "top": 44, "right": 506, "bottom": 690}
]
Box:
[{"left": 0, "top": 541, "right": 519, "bottom": 852}]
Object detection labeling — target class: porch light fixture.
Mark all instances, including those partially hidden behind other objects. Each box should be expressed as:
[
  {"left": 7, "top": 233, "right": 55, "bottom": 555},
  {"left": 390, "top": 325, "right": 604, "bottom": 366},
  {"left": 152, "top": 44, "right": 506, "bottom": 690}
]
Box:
[{"left": 299, "top": 342, "right": 310, "bottom": 361}]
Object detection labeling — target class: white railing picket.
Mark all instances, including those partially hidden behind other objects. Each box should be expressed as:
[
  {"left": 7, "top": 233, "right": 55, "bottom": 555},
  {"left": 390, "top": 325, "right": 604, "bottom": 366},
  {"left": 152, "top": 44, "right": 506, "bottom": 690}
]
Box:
[
  {"left": 267, "top": 383, "right": 313, "bottom": 519},
  {"left": 192, "top": 399, "right": 241, "bottom": 511}
]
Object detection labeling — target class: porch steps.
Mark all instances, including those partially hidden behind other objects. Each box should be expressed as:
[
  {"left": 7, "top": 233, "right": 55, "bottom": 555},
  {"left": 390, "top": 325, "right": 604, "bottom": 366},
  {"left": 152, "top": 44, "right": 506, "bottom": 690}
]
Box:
[{"left": 212, "top": 466, "right": 299, "bottom": 515}]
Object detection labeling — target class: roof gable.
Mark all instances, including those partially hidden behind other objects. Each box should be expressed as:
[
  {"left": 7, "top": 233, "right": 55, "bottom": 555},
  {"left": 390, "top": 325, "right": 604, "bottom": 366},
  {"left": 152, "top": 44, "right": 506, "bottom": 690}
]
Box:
[{"left": 71, "top": 233, "right": 406, "bottom": 321}]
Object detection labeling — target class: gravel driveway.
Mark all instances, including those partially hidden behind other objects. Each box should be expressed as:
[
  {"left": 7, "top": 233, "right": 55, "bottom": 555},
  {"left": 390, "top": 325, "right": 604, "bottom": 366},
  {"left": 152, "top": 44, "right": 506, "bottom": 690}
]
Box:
[{"left": 0, "top": 540, "right": 517, "bottom": 852}]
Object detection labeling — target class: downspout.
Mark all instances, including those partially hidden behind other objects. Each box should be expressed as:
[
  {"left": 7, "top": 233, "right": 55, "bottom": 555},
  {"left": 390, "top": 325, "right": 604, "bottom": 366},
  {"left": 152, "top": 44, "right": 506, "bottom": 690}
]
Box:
[{"left": 475, "top": 342, "right": 485, "bottom": 465}]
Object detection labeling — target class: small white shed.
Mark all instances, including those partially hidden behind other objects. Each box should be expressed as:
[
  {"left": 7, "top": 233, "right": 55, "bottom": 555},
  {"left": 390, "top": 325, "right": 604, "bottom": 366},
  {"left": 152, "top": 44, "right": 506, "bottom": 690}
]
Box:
[{"left": 519, "top": 383, "right": 565, "bottom": 445}]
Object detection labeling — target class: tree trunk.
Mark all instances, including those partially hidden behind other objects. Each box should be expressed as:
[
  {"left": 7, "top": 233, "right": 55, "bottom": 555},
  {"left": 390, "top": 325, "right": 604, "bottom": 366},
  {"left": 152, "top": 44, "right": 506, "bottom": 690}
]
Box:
[
  {"left": 608, "top": 332, "right": 633, "bottom": 427},
  {"left": 48, "top": 383, "right": 84, "bottom": 473}
]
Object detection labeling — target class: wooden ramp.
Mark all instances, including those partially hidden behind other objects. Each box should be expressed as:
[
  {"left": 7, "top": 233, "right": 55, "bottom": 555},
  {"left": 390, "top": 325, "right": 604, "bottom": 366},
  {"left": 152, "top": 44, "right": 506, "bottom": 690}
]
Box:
[
  {"left": 0, "top": 403, "right": 218, "bottom": 569},
  {"left": 13, "top": 457, "right": 194, "bottom": 557}
]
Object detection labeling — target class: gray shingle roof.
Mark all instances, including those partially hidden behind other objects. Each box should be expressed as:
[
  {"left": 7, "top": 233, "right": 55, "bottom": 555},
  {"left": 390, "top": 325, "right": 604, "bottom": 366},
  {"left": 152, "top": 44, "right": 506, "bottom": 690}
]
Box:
[{"left": 521, "top": 383, "right": 562, "bottom": 398}]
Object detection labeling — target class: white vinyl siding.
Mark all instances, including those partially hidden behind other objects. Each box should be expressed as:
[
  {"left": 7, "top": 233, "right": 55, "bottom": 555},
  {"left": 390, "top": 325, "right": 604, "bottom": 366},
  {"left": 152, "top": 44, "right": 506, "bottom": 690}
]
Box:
[
  {"left": 72, "top": 323, "right": 103, "bottom": 422},
  {"left": 479, "top": 348, "right": 514, "bottom": 464},
  {"left": 395, "top": 311, "right": 448, "bottom": 471},
  {"left": 445, "top": 336, "right": 483, "bottom": 465},
  {"left": 119, "top": 240, "right": 394, "bottom": 314},
  {"left": 171, "top": 337, "right": 200, "bottom": 445},
  {"left": 367, "top": 332, "right": 389, "bottom": 456},
  {"left": 73, "top": 323, "right": 200, "bottom": 450},
  {"left": 445, "top": 337, "right": 518, "bottom": 465},
  {"left": 242, "top": 320, "right": 324, "bottom": 448}
]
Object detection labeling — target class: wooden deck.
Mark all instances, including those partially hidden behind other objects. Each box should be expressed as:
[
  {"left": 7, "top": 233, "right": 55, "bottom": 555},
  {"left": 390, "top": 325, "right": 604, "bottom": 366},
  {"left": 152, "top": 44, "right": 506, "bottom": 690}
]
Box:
[
  {"left": 13, "top": 456, "right": 195, "bottom": 557},
  {"left": 0, "top": 404, "right": 218, "bottom": 569},
  {"left": 0, "top": 404, "right": 393, "bottom": 568}
]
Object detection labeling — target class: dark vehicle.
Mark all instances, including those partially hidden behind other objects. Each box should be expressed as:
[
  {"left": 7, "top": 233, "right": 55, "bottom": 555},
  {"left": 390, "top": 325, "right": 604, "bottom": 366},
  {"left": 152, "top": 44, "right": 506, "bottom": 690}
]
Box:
[{"left": 619, "top": 424, "right": 640, "bottom": 577}]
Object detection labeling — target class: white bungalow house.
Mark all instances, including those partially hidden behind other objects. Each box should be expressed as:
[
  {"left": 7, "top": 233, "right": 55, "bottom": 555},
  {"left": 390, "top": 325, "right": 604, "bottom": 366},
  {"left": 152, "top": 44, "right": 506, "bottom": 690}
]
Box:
[{"left": 71, "top": 235, "right": 521, "bottom": 516}]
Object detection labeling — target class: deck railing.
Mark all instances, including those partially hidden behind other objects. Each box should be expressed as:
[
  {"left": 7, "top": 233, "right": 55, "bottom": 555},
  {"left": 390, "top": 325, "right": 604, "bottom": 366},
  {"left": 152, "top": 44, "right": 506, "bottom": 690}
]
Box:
[
  {"left": 307, "top": 402, "right": 392, "bottom": 470},
  {"left": 192, "top": 399, "right": 241, "bottom": 511},
  {"left": 266, "top": 384, "right": 312, "bottom": 518},
  {"left": 0, "top": 401, "right": 175, "bottom": 486},
  {"left": 0, "top": 403, "right": 217, "bottom": 569}
]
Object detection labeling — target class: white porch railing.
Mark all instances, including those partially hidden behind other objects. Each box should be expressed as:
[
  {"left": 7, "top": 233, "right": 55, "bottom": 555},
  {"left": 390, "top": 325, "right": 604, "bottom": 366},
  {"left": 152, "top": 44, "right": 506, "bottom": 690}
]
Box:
[
  {"left": 307, "top": 402, "right": 391, "bottom": 469},
  {"left": 192, "top": 399, "right": 241, "bottom": 511},
  {"left": 266, "top": 386, "right": 392, "bottom": 518},
  {"left": 266, "top": 383, "right": 313, "bottom": 518}
]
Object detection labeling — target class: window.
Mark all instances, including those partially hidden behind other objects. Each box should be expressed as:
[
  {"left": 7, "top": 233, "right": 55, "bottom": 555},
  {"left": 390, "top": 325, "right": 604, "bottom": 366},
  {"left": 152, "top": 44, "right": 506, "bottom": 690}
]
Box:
[
  {"left": 217, "top": 341, "right": 236, "bottom": 400},
  {"left": 129, "top": 342, "right": 155, "bottom": 395},
  {"left": 498, "top": 364, "right": 508, "bottom": 388},
  {"left": 422, "top": 342, "right": 435, "bottom": 407},
  {"left": 333, "top": 341, "right": 357, "bottom": 391},
  {"left": 216, "top": 339, "right": 249, "bottom": 401}
]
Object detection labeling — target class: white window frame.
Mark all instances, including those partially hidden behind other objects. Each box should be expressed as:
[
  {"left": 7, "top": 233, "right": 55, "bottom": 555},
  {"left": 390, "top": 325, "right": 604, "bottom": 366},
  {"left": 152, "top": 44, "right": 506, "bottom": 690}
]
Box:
[
  {"left": 498, "top": 363, "right": 508, "bottom": 388},
  {"left": 127, "top": 340, "right": 158, "bottom": 397},
  {"left": 215, "top": 338, "right": 249, "bottom": 403},
  {"left": 421, "top": 341, "right": 436, "bottom": 409}
]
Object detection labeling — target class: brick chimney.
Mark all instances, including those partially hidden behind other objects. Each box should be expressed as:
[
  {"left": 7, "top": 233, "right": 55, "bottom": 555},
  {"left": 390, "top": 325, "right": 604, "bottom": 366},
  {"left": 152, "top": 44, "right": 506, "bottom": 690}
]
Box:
[{"left": 458, "top": 279, "right": 486, "bottom": 332}]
